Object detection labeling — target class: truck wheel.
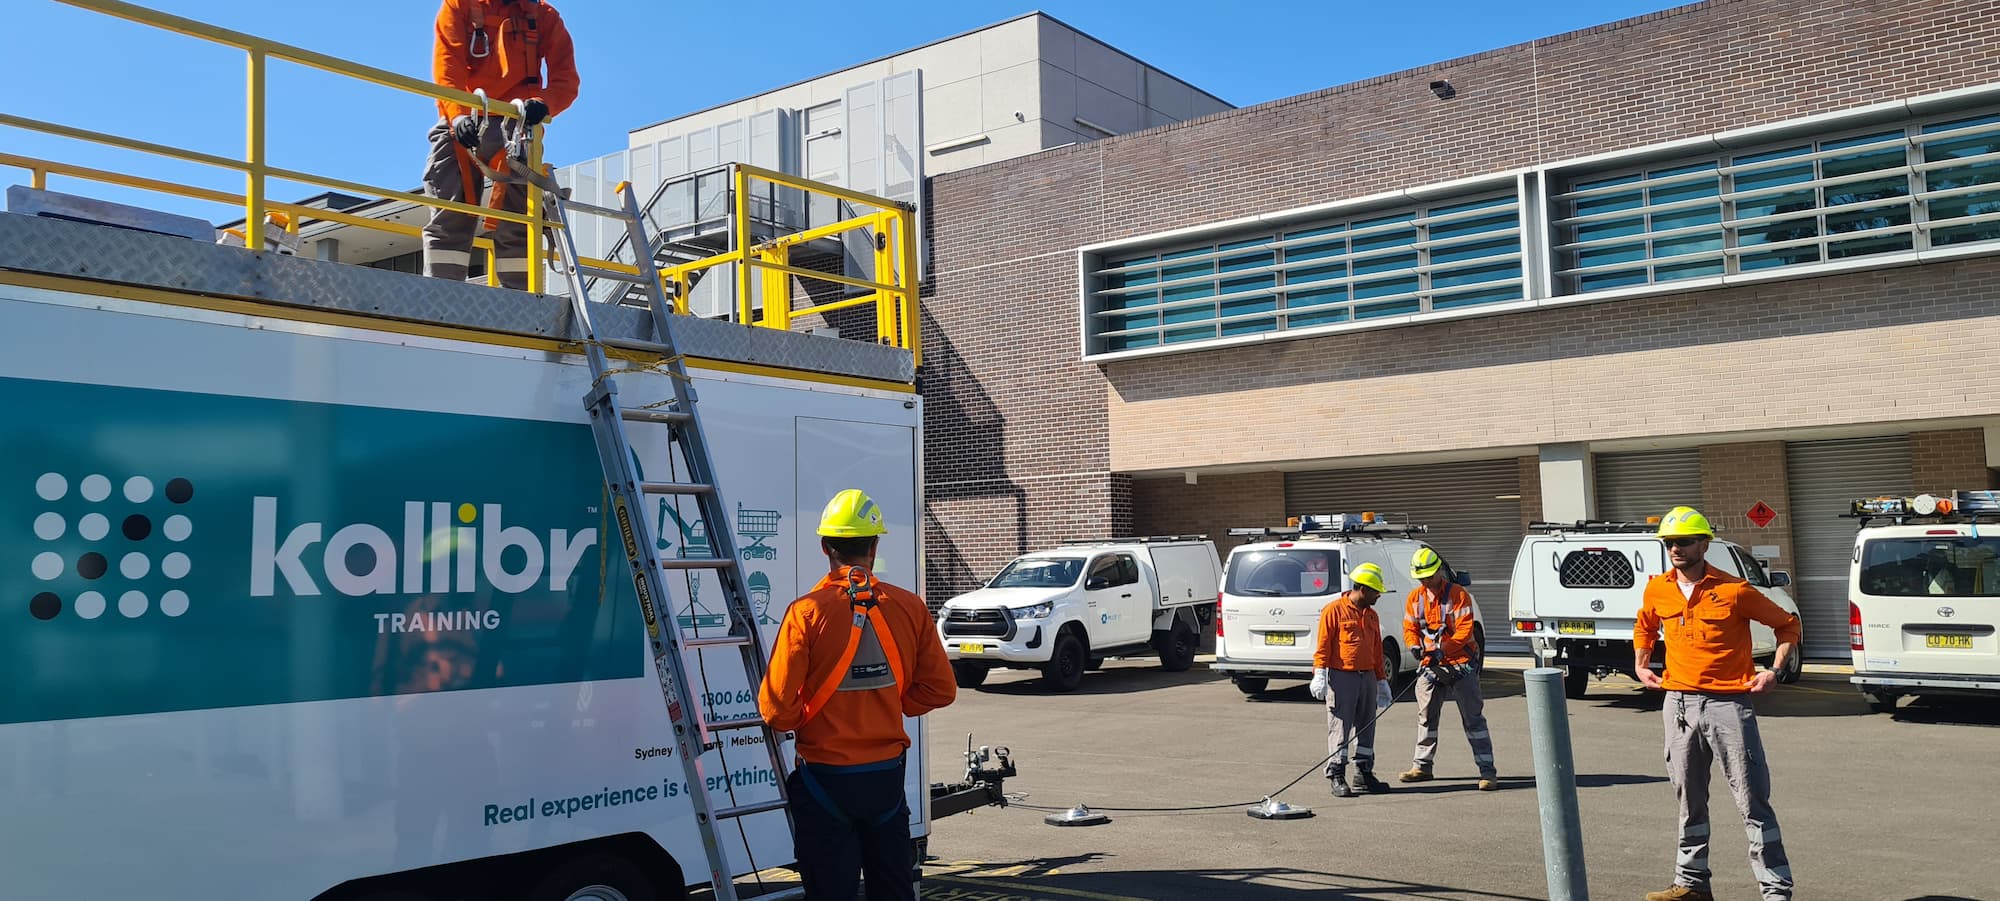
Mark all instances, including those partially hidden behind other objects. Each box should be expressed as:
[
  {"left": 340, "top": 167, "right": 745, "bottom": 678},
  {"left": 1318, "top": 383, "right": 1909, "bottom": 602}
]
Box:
[
  {"left": 1156, "top": 619, "right": 1198, "bottom": 672},
  {"left": 1232, "top": 676, "right": 1268, "bottom": 695},
  {"left": 1778, "top": 652, "right": 1803, "bottom": 684},
  {"left": 1863, "top": 690, "right": 1899, "bottom": 714},
  {"left": 524, "top": 852, "right": 659, "bottom": 901},
  {"left": 1563, "top": 665, "right": 1590, "bottom": 700},
  {"left": 1381, "top": 640, "right": 1405, "bottom": 691},
  {"left": 1041, "top": 633, "right": 1086, "bottom": 692},
  {"left": 952, "top": 661, "right": 990, "bottom": 689},
  {"left": 1086, "top": 657, "right": 1106, "bottom": 671}
]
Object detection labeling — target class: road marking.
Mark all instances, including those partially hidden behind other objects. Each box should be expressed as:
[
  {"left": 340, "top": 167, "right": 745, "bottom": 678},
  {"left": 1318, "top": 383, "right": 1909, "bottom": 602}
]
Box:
[{"left": 930, "top": 874, "right": 1150, "bottom": 901}]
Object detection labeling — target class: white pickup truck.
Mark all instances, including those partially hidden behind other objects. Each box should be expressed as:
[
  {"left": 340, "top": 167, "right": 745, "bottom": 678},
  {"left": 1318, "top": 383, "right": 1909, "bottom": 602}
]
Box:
[{"left": 938, "top": 538, "right": 1222, "bottom": 692}]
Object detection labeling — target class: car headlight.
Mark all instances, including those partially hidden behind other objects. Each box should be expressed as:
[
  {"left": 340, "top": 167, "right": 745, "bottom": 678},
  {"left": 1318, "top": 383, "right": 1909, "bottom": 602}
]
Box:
[{"left": 1010, "top": 601, "right": 1053, "bottom": 620}]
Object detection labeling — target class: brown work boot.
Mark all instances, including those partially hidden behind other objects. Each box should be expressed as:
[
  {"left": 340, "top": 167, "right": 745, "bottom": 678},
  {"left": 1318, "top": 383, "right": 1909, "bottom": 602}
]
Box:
[
  {"left": 1477, "top": 778, "right": 1499, "bottom": 791},
  {"left": 1644, "top": 886, "right": 1713, "bottom": 901},
  {"left": 1398, "top": 765, "right": 1433, "bottom": 783}
]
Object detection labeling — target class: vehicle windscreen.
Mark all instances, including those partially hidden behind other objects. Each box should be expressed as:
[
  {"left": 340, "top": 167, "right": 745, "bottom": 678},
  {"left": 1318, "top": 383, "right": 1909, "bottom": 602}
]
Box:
[
  {"left": 989, "top": 557, "right": 1085, "bottom": 589},
  {"left": 1860, "top": 537, "right": 2000, "bottom": 597},
  {"left": 1225, "top": 548, "right": 1341, "bottom": 597}
]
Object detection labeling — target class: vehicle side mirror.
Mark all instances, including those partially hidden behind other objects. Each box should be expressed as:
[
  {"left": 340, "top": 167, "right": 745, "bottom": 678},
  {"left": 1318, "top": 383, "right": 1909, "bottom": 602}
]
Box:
[
  {"left": 1453, "top": 570, "right": 1473, "bottom": 587},
  {"left": 1086, "top": 576, "right": 1110, "bottom": 591},
  {"left": 1769, "top": 571, "right": 1791, "bottom": 588}
]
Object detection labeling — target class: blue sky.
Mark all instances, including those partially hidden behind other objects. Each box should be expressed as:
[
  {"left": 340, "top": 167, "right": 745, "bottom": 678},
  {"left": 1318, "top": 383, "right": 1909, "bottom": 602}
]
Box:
[{"left": 6, "top": 0, "right": 1686, "bottom": 223}]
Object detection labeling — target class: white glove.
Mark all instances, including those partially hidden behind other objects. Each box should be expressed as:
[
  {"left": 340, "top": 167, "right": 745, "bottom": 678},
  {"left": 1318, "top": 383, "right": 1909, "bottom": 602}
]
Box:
[
  {"left": 1309, "top": 668, "right": 1329, "bottom": 700},
  {"left": 1375, "top": 678, "right": 1393, "bottom": 710}
]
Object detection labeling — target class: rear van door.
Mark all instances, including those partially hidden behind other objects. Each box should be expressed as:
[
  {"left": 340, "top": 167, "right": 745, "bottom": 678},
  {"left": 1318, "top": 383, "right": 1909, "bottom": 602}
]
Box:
[
  {"left": 1853, "top": 529, "right": 2000, "bottom": 676},
  {"left": 1222, "top": 544, "right": 1341, "bottom": 666},
  {"left": 1531, "top": 535, "right": 1662, "bottom": 638}
]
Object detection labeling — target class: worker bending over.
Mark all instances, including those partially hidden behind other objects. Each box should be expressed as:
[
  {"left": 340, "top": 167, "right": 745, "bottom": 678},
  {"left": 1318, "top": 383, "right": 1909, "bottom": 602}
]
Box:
[
  {"left": 758, "top": 489, "right": 956, "bottom": 900},
  {"left": 1310, "top": 562, "right": 1393, "bottom": 798},
  {"left": 1398, "top": 547, "right": 1498, "bottom": 791}
]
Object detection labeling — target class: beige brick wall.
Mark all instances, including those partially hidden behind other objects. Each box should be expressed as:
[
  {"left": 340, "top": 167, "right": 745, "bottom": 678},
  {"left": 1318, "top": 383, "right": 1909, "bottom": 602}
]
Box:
[
  {"left": 1700, "top": 442, "right": 1796, "bottom": 570},
  {"left": 1910, "top": 428, "right": 1995, "bottom": 492},
  {"left": 1132, "top": 472, "right": 1286, "bottom": 558}
]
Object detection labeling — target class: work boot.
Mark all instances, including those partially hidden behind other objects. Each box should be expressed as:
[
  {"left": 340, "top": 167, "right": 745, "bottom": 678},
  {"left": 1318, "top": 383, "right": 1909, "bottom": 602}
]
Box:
[
  {"left": 1353, "top": 764, "right": 1391, "bottom": 794},
  {"left": 1644, "top": 886, "right": 1713, "bottom": 901},
  {"left": 1329, "top": 767, "right": 1354, "bottom": 798},
  {"left": 1477, "top": 778, "right": 1500, "bottom": 791},
  {"left": 1398, "top": 765, "right": 1433, "bottom": 783}
]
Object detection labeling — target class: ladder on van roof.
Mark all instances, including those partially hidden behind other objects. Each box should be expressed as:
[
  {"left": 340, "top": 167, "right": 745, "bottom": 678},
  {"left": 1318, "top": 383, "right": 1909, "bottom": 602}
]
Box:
[{"left": 544, "top": 179, "right": 803, "bottom": 901}]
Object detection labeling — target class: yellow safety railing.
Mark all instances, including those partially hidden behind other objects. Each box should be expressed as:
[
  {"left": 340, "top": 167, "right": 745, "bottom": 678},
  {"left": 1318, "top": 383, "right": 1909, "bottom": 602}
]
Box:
[{"left": 2, "top": 0, "right": 547, "bottom": 291}]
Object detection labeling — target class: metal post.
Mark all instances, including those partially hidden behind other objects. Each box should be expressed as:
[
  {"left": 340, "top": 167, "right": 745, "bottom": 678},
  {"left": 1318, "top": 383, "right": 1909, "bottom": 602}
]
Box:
[
  {"left": 244, "top": 48, "right": 267, "bottom": 244},
  {"left": 526, "top": 126, "right": 544, "bottom": 295},
  {"left": 1525, "top": 667, "right": 1589, "bottom": 900}
]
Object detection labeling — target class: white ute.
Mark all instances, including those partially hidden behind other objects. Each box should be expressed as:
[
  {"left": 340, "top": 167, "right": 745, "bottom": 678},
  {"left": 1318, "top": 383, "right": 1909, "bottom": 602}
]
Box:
[
  {"left": 1508, "top": 520, "right": 1805, "bottom": 698},
  {"left": 1845, "top": 491, "right": 2000, "bottom": 714},
  {"left": 939, "top": 537, "right": 1221, "bottom": 692}
]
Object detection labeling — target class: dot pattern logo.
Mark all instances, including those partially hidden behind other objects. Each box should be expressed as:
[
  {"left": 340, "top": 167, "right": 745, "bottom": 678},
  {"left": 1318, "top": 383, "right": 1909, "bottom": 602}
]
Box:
[{"left": 29, "top": 473, "right": 194, "bottom": 621}]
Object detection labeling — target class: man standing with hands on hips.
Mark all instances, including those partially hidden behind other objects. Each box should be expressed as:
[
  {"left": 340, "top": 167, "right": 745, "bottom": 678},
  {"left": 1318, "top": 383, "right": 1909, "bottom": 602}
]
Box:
[
  {"left": 1310, "top": 562, "right": 1394, "bottom": 798},
  {"left": 1634, "top": 506, "right": 1801, "bottom": 901}
]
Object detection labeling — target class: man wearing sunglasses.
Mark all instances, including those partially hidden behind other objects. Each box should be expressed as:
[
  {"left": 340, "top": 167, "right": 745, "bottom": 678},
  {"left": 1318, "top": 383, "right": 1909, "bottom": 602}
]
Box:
[{"left": 1633, "top": 506, "right": 1802, "bottom": 901}]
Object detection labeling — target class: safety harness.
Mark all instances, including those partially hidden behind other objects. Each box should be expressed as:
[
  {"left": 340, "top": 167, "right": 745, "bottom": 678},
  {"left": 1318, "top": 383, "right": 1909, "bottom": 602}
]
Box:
[
  {"left": 454, "top": 1, "right": 546, "bottom": 232},
  {"left": 792, "top": 566, "right": 911, "bottom": 828},
  {"left": 1416, "top": 584, "right": 1475, "bottom": 686}
]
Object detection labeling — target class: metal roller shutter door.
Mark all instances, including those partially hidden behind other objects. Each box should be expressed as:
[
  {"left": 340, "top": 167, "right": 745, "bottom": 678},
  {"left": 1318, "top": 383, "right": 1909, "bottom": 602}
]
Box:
[
  {"left": 1285, "top": 458, "right": 1525, "bottom": 652},
  {"left": 1594, "top": 449, "right": 1704, "bottom": 524},
  {"left": 1786, "top": 436, "right": 1913, "bottom": 658}
]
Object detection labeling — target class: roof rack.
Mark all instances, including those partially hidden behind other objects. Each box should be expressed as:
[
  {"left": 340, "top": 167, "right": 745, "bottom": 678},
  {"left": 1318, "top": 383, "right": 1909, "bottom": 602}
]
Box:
[
  {"left": 1527, "top": 520, "right": 1661, "bottom": 534},
  {"left": 1056, "top": 535, "right": 1209, "bottom": 545},
  {"left": 1228, "top": 512, "right": 1427, "bottom": 539},
  {"left": 1842, "top": 490, "right": 2000, "bottom": 527}
]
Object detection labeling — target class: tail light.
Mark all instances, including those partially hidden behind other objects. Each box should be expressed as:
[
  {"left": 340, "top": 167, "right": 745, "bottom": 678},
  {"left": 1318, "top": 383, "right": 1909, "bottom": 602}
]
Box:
[
  {"left": 1849, "top": 602, "right": 1864, "bottom": 651},
  {"left": 1215, "top": 592, "right": 1224, "bottom": 637},
  {"left": 1515, "top": 620, "right": 1541, "bottom": 633}
]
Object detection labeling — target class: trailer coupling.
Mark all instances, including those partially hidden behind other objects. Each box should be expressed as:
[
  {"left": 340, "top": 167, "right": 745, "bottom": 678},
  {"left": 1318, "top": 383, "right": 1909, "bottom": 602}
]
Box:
[{"left": 929, "top": 735, "right": 1017, "bottom": 819}]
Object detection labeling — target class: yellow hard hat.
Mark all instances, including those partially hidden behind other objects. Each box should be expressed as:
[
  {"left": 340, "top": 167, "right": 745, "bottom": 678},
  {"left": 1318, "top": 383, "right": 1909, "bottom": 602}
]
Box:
[
  {"left": 817, "top": 488, "right": 887, "bottom": 538},
  {"left": 1351, "top": 562, "right": 1387, "bottom": 593},
  {"left": 1657, "top": 506, "right": 1715, "bottom": 539},
  {"left": 1411, "top": 547, "right": 1443, "bottom": 579}
]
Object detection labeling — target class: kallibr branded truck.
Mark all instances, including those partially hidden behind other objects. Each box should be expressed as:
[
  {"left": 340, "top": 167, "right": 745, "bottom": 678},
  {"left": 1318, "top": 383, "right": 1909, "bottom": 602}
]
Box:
[{"left": 0, "top": 207, "right": 932, "bottom": 900}]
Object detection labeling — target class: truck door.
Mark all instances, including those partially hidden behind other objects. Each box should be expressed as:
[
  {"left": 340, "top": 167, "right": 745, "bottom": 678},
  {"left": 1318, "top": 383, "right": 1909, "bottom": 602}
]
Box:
[{"left": 1083, "top": 553, "right": 1147, "bottom": 647}]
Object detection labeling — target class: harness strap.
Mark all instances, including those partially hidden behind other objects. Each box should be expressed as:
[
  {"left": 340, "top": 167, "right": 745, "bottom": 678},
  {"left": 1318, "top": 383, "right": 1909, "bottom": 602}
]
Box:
[
  {"left": 796, "top": 568, "right": 908, "bottom": 729},
  {"left": 796, "top": 758, "right": 906, "bottom": 828}
]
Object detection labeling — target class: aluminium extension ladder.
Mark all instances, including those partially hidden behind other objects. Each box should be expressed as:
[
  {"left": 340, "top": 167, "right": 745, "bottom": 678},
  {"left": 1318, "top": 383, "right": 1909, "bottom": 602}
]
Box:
[{"left": 540, "top": 178, "right": 803, "bottom": 901}]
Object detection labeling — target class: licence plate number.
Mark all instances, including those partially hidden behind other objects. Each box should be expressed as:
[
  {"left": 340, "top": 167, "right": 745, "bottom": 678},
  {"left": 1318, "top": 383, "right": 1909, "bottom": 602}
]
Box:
[
  {"left": 1926, "top": 634, "right": 1973, "bottom": 649},
  {"left": 1263, "top": 632, "right": 1296, "bottom": 647},
  {"left": 1557, "top": 620, "right": 1596, "bottom": 636},
  {"left": 959, "top": 643, "right": 985, "bottom": 654}
]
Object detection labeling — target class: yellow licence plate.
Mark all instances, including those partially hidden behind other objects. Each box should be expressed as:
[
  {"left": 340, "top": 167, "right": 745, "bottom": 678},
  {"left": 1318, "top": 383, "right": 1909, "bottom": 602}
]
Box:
[
  {"left": 959, "top": 643, "right": 985, "bottom": 654},
  {"left": 1926, "top": 634, "right": 1974, "bottom": 649},
  {"left": 1263, "top": 632, "right": 1297, "bottom": 647},
  {"left": 1558, "top": 620, "right": 1596, "bottom": 636}
]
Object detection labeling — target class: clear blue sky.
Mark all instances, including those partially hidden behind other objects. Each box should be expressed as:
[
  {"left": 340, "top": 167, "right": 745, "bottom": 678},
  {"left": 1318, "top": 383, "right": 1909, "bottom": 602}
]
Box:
[{"left": 6, "top": 0, "right": 1686, "bottom": 224}]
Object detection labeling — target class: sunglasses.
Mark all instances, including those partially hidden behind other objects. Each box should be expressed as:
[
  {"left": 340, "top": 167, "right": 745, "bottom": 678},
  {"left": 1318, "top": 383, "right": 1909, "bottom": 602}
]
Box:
[{"left": 1662, "top": 537, "right": 1706, "bottom": 549}]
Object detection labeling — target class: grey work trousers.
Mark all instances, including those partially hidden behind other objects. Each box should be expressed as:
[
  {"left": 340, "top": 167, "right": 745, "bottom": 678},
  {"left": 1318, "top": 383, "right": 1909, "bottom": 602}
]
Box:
[
  {"left": 1323, "top": 669, "right": 1378, "bottom": 774},
  {"left": 421, "top": 116, "right": 531, "bottom": 290},
  {"left": 1412, "top": 670, "right": 1496, "bottom": 778},
  {"left": 1664, "top": 691, "right": 1793, "bottom": 900}
]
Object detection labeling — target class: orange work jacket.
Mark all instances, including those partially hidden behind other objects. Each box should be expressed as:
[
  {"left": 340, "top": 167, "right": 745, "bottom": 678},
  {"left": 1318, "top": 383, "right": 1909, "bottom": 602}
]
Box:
[
  {"left": 1313, "top": 590, "right": 1387, "bottom": 679},
  {"left": 1404, "top": 582, "right": 1479, "bottom": 666},
  {"left": 758, "top": 570, "right": 956, "bottom": 766},
  {"left": 432, "top": 0, "right": 580, "bottom": 122},
  {"left": 1633, "top": 566, "right": 1802, "bottom": 693}
]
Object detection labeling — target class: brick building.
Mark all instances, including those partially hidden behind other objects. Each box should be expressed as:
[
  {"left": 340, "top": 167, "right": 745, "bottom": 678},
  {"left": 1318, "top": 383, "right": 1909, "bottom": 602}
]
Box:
[{"left": 920, "top": 0, "right": 2000, "bottom": 659}]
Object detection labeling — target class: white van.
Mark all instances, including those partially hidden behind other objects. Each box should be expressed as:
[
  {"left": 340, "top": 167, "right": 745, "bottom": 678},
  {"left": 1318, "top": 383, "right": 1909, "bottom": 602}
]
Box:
[
  {"left": 1508, "top": 521, "right": 1805, "bottom": 698},
  {"left": 938, "top": 538, "right": 1221, "bottom": 692},
  {"left": 1213, "top": 515, "right": 1484, "bottom": 695},
  {"left": 1846, "top": 491, "right": 2000, "bottom": 713}
]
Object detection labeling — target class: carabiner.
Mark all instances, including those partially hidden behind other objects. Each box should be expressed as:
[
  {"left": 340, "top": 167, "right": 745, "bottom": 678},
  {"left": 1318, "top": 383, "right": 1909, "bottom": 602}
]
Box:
[{"left": 469, "top": 25, "right": 490, "bottom": 59}]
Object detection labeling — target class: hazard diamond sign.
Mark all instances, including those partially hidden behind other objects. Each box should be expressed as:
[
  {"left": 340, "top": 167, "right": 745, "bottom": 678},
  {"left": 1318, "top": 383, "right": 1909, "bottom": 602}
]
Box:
[{"left": 1746, "top": 501, "right": 1777, "bottom": 528}]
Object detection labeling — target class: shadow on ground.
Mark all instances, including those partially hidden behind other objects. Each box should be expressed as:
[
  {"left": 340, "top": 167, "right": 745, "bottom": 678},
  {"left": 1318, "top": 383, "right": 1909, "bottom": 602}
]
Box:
[
  {"left": 971, "top": 664, "right": 1228, "bottom": 697},
  {"left": 919, "top": 860, "right": 1547, "bottom": 901}
]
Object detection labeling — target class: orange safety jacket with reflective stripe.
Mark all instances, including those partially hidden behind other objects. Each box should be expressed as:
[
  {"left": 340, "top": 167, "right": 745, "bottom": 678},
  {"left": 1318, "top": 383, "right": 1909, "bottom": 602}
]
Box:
[
  {"left": 758, "top": 568, "right": 956, "bottom": 767},
  {"left": 1404, "top": 582, "right": 1478, "bottom": 666},
  {"left": 1313, "top": 590, "right": 1388, "bottom": 679},
  {"left": 1634, "top": 565, "right": 1802, "bottom": 693},
  {"left": 432, "top": 0, "right": 580, "bottom": 123}
]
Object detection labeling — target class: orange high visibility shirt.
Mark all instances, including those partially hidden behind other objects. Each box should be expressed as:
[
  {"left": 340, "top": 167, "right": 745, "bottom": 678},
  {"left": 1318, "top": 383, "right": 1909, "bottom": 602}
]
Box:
[
  {"left": 758, "top": 571, "right": 956, "bottom": 766},
  {"left": 1404, "top": 583, "right": 1478, "bottom": 666},
  {"left": 432, "top": 0, "right": 581, "bottom": 122},
  {"left": 1634, "top": 565, "right": 1802, "bottom": 693},
  {"left": 1313, "top": 591, "right": 1387, "bottom": 679}
]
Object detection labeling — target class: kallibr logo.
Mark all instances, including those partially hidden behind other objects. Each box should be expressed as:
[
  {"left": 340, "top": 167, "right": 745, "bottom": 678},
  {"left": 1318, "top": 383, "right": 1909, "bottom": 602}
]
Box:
[{"left": 29, "top": 472, "right": 196, "bottom": 622}]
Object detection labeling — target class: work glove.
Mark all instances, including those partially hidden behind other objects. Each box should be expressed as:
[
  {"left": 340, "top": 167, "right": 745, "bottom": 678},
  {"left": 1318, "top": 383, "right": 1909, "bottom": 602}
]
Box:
[
  {"left": 1375, "top": 678, "right": 1393, "bottom": 710},
  {"left": 1309, "top": 668, "right": 1329, "bottom": 701},
  {"left": 450, "top": 115, "right": 481, "bottom": 149},
  {"left": 520, "top": 98, "right": 549, "bottom": 126}
]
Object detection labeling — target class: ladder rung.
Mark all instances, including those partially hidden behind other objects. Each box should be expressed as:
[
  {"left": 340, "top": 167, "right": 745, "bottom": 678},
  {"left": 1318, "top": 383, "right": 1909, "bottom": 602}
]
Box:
[
  {"left": 660, "top": 557, "right": 733, "bottom": 570},
  {"left": 683, "top": 635, "right": 751, "bottom": 650},
  {"left": 713, "top": 798, "right": 788, "bottom": 820},
  {"left": 601, "top": 336, "right": 671, "bottom": 354},
  {"left": 642, "top": 481, "right": 715, "bottom": 496},
  {"left": 575, "top": 264, "right": 649, "bottom": 284},
  {"left": 563, "top": 199, "right": 629, "bottom": 220},
  {"left": 620, "top": 407, "right": 691, "bottom": 424},
  {"left": 705, "top": 712, "right": 768, "bottom": 732}
]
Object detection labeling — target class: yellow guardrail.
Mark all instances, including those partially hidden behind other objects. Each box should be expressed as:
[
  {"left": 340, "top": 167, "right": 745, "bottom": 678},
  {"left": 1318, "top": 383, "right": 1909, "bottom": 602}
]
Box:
[{"left": 2, "top": 2, "right": 921, "bottom": 362}]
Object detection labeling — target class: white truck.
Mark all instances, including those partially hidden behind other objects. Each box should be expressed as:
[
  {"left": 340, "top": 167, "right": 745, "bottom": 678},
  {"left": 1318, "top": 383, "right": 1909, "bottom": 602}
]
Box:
[
  {"left": 938, "top": 538, "right": 1221, "bottom": 692},
  {"left": 1508, "top": 520, "right": 1806, "bottom": 698},
  {"left": 1844, "top": 491, "right": 2000, "bottom": 714},
  {"left": 0, "top": 202, "right": 967, "bottom": 900}
]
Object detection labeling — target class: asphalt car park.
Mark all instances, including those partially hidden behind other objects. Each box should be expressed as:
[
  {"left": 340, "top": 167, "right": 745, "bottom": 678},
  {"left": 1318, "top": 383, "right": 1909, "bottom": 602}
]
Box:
[{"left": 920, "top": 657, "right": 2000, "bottom": 901}]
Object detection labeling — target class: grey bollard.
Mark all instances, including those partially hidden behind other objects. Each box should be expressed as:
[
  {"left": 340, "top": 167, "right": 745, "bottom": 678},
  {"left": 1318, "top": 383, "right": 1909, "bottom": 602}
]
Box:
[{"left": 1524, "top": 667, "right": 1589, "bottom": 900}]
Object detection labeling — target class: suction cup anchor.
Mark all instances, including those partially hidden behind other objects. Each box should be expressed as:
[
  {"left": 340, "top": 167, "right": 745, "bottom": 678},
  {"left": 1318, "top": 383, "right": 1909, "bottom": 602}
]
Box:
[
  {"left": 1246, "top": 797, "right": 1313, "bottom": 820},
  {"left": 1044, "top": 804, "right": 1110, "bottom": 827}
]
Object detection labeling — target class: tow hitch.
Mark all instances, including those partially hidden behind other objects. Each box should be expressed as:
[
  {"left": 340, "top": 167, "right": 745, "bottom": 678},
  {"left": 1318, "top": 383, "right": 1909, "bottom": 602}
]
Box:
[{"left": 930, "top": 735, "right": 1016, "bottom": 819}]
